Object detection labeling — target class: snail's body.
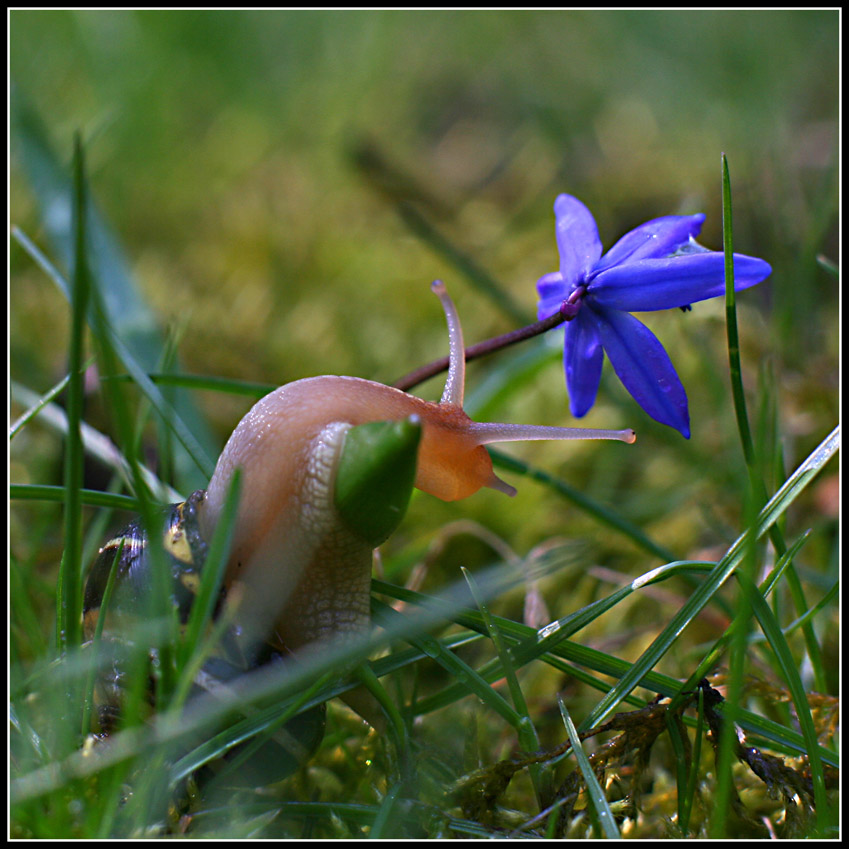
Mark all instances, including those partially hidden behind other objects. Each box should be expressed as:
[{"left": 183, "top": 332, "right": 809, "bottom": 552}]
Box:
[
  {"left": 84, "top": 280, "right": 635, "bottom": 742},
  {"left": 198, "top": 376, "right": 504, "bottom": 652}
]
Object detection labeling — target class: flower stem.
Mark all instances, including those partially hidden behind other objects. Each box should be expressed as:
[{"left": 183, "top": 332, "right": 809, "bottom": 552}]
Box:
[{"left": 393, "top": 301, "right": 575, "bottom": 392}]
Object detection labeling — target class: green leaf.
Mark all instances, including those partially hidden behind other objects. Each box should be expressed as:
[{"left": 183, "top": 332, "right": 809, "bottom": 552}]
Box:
[{"left": 334, "top": 416, "right": 422, "bottom": 547}]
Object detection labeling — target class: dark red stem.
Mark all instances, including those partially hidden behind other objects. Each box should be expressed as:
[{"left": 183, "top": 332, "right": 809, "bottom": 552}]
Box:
[{"left": 392, "top": 298, "right": 579, "bottom": 392}]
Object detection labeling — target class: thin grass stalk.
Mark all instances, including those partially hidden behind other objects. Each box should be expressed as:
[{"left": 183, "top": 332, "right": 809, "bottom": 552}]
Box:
[
  {"left": 491, "top": 449, "right": 676, "bottom": 563},
  {"left": 10, "top": 484, "right": 138, "bottom": 512},
  {"left": 680, "top": 684, "right": 706, "bottom": 834},
  {"left": 709, "top": 493, "right": 759, "bottom": 837},
  {"left": 722, "top": 154, "right": 827, "bottom": 693},
  {"left": 664, "top": 701, "right": 692, "bottom": 834},
  {"left": 58, "top": 133, "right": 91, "bottom": 653}
]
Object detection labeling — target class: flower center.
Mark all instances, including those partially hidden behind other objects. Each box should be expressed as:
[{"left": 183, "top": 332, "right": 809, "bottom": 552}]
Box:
[{"left": 560, "top": 284, "right": 587, "bottom": 320}]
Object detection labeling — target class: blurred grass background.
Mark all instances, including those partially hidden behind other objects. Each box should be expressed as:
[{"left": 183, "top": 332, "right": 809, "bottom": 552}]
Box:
[{"left": 10, "top": 9, "right": 839, "bottom": 836}]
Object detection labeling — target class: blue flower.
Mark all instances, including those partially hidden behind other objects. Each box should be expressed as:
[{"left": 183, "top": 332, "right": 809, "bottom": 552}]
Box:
[{"left": 537, "top": 194, "right": 771, "bottom": 438}]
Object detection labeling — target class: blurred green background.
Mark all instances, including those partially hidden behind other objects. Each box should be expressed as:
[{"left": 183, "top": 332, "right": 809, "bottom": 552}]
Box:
[{"left": 11, "top": 8, "right": 838, "bottom": 597}]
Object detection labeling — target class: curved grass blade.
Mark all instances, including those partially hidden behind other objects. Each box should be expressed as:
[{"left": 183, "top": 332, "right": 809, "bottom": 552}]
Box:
[
  {"left": 10, "top": 381, "right": 181, "bottom": 504},
  {"left": 558, "top": 697, "right": 620, "bottom": 839},
  {"left": 736, "top": 571, "right": 831, "bottom": 831},
  {"left": 10, "top": 367, "right": 76, "bottom": 440},
  {"left": 372, "top": 570, "right": 839, "bottom": 769},
  {"left": 581, "top": 425, "right": 839, "bottom": 732}
]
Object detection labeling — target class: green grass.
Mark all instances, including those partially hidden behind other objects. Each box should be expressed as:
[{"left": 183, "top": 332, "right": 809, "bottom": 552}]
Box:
[{"left": 10, "top": 9, "right": 838, "bottom": 839}]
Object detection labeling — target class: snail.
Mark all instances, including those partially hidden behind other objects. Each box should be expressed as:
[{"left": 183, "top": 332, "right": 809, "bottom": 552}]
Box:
[
  {"left": 83, "top": 280, "right": 635, "bottom": 769},
  {"left": 194, "top": 280, "right": 635, "bottom": 658}
]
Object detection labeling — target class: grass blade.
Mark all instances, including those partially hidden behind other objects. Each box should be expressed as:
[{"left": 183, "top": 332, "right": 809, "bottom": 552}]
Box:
[
  {"left": 557, "top": 697, "right": 619, "bottom": 839},
  {"left": 722, "top": 154, "right": 827, "bottom": 693},
  {"left": 582, "top": 424, "right": 838, "bottom": 731},
  {"left": 57, "top": 133, "right": 91, "bottom": 653}
]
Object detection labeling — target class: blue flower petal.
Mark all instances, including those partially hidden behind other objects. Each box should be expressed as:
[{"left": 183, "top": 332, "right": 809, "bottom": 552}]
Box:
[
  {"left": 563, "top": 309, "right": 604, "bottom": 418},
  {"left": 553, "top": 194, "right": 603, "bottom": 289},
  {"left": 589, "top": 252, "right": 772, "bottom": 312},
  {"left": 593, "top": 214, "right": 705, "bottom": 272},
  {"left": 536, "top": 271, "right": 567, "bottom": 320},
  {"left": 591, "top": 305, "right": 690, "bottom": 437}
]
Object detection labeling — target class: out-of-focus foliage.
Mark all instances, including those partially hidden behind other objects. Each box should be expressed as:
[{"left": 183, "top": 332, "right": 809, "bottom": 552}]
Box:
[{"left": 11, "top": 9, "right": 837, "bottom": 393}]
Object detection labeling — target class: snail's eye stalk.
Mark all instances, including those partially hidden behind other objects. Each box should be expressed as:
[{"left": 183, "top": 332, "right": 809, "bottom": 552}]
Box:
[
  {"left": 469, "top": 423, "right": 637, "bottom": 445},
  {"left": 432, "top": 279, "right": 466, "bottom": 407}
]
